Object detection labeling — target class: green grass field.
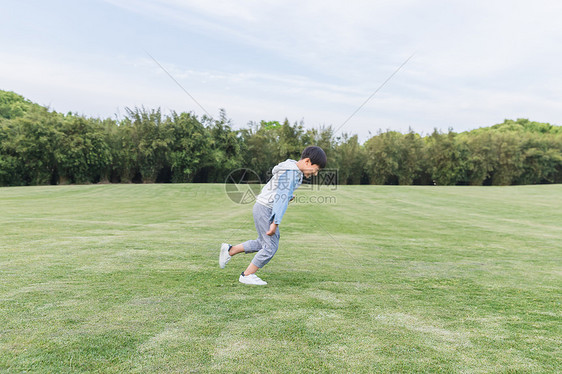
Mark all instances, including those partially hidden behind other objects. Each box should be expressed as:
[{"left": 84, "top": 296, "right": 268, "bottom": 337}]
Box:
[{"left": 1, "top": 184, "right": 561, "bottom": 373}]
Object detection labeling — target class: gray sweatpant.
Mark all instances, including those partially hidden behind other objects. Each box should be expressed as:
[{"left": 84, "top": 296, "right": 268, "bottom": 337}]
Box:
[{"left": 242, "top": 202, "right": 280, "bottom": 268}]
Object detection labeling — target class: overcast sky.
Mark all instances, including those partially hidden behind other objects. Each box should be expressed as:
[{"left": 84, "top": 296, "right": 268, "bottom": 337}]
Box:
[{"left": 1, "top": 0, "right": 561, "bottom": 140}]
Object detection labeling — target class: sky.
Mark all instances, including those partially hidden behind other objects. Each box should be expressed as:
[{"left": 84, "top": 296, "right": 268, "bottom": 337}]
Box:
[{"left": 1, "top": 0, "right": 562, "bottom": 141}]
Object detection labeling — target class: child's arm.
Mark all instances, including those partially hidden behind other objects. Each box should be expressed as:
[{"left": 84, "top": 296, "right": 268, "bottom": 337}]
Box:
[
  {"left": 267, "top": 169, "right": 299, "bottom": 235},
  {"left": 266, "top": 194, "right": 295, "bottom": 235}
]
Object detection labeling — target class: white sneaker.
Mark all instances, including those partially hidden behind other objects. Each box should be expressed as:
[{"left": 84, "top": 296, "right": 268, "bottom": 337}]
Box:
[
  {"left": 239, "top": 272, "right": 267, "bottom": 285},
  {"left": 219, "top": 243, "right": 231, "bottom": 269}
]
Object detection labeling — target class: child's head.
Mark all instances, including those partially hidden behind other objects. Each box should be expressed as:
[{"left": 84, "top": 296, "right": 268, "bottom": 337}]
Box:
[{"left": 298, "top": 146, "right": 327, "bottom": 177}]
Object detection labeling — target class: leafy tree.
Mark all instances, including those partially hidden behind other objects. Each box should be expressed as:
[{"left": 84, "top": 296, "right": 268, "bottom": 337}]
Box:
[
  {"left": 426, "top": 130, "right": 469, "bottom": 185},
  {"left": 0, "top": 90, "right": 40, "bottom": 120},
  {"left": 463, "top": 132, "right": 496, "bottom": 185},
  {"left": 364, "top": 131, "right": 402, "bottom": 184},
  {"left": 121, "top": 107, "right": 171, "bottom": 183},
  {"left": 397, "top": 130, "right": 425, "bottom": 185},
  {"left": 277, "top": 119, "right": 306, "bottom": 161},
  {"left": 240, "top": 121, "right": 283, "bottom": 181},
  {"left": 334, "top": 134, "right": 364, "bottom": 185},
  {"left": 364, "top": 130, "right": 427, "bottom": 185},
  {"left": 2, "top": 91, "right": 562, "bottom": 187},
  {"left": 199, "top": 110, "right": 243, "bottom": 183},
  {"left": 0, "top": 120, "right": 20, "bottom": 185},
  {"left": 488, "top": 132, "right": 524, "bottom": 186},
  {"left": 167, "top": 111, "right": 210, "bottom": 183},
  {"left": 516, "top": 133, "right": 562, "bottom": 184},
  {"left": 56, "top": 115, "right": 112, "bottom": 184},
  {"left": 490, "top": 118, "right": 561, "bottom": 134},
  {"left": 99, "top": 118, "right": 126, "bottom": 183},
  {"left": 3, "top": 106, "right": 62, "bottom": 185}
]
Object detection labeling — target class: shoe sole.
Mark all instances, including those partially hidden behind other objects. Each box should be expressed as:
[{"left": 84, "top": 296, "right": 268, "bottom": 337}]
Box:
[
  {"left": 219, "top": 243, "right": 230, "bottom": 269},
  {"left": 239, "top": 276, "right": 267, "bottom": 285}
]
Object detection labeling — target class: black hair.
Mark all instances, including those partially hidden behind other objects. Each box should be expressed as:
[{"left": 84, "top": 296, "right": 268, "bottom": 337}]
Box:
[{"left": 300, "top": 146, "right": 327, "bottom": 168}]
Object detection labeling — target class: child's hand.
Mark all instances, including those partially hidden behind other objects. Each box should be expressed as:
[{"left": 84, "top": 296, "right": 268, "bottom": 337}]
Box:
[{"left": 266, "top": 222, "right": 278, "bottom": 236}]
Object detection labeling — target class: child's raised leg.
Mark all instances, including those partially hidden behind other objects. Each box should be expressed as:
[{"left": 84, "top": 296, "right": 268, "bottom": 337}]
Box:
[{"left": 228, "top": 244, "right": 245, "bottom": 256}]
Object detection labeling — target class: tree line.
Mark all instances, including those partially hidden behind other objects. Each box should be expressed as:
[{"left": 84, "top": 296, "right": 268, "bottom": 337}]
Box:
[{"left": 1, "top": 90, "right": 561, "bottom": 187}]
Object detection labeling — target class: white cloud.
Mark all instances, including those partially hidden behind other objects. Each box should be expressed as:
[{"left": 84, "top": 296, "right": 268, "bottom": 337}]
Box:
[{"left": 2, "top": 0, "right": 561, "bottom": 140}]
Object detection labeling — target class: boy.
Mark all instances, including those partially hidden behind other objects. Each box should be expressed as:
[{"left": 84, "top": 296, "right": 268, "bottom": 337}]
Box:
[{"left": 219, "top": 146, "right": 327, "bottom": 285}]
